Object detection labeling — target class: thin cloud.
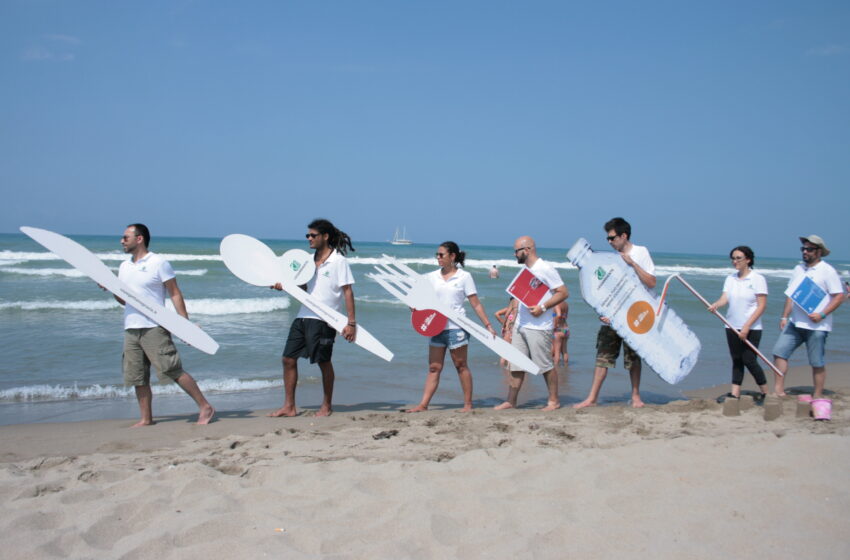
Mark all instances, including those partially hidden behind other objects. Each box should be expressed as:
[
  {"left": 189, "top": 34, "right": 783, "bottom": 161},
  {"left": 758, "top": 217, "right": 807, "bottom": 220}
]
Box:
[
  {"left": 20, "top": 34, "right": 80, "bottom": 62},
  {"left": 807, "top": 45, "right": 848, "bottom": 56}
]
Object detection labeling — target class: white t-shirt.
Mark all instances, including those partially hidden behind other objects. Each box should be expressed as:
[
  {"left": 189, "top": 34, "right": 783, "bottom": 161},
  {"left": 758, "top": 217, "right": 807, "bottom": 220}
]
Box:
[
  {"left": 296, "top": 250, "right": 355, "bottom": 320},
  {"left": 787, "top": 261, "right": 843, "bottom": 332},
  {"left": 516, "top": 258, "right": 564, "bottom": 331},
  {"left": 626, "top": 244, "right": 655, "bottom": 293},
  {"left": 722, "top": 271, "right": 768, "bottom": 330},
  {"left": 427, "top": 268, "right": 477, "bottom": 330},
  {"left": 118, "top": 252, "right": 176, "bottom": 329}
]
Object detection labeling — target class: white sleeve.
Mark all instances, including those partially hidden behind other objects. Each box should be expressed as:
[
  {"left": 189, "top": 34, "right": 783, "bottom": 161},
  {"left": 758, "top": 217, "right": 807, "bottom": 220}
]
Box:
[
  {"left": 337, "top": 258, "right": 355, "bottom": 287},
  {"left": 462, "top": 271, "right": 477, "bottom": 297},
  {"left": 753, "top": 273, "right": 768, "bottom": 295},
  {"left": 158, "top": 259, "right": 176, "bottom": 283}
]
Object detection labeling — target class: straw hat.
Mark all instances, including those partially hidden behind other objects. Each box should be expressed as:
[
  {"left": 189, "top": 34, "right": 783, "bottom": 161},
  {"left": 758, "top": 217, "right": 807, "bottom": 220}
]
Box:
[{"left": 799, "top": 234, "right": 830, "bottom": 257}]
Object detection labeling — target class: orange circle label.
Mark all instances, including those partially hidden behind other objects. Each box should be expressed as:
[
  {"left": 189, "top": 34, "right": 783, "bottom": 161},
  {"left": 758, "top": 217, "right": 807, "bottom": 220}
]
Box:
[{"left": 626, "top": 301, "right": 655, "bottom": 335}]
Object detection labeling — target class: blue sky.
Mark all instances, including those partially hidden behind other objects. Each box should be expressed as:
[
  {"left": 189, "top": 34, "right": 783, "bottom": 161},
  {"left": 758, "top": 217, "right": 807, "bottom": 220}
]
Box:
[{"left": 1, "top": 1, "right": 848, "bottom": 258}]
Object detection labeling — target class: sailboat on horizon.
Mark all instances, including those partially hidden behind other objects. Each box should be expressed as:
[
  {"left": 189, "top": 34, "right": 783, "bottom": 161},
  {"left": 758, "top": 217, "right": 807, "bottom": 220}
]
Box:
[{"left": 390, "top": 226, "right": 413, "bottom": 245}]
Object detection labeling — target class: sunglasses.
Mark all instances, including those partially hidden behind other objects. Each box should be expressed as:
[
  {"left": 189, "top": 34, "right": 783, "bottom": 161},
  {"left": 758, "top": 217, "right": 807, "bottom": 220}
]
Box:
[
  {"left": 435, "top": 252, "right": 447, "bottom": 258},
  {"left": 606, "top": 235, "right": 619, "bottom": 242},
  {"left": 305, "top": 233, "right": 319, "bottom": 239},
  {"left": 514, "top": 246, "right": 530, "bottom": 254},
  {"left": 801, "top": 246, "right": 819, "bottom": 253}
]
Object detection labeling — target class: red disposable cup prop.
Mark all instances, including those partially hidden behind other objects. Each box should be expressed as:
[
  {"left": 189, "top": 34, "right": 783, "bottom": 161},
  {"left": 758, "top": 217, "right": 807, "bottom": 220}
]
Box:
[{"left": 411, "top": 309, "right": 448, "bottom": 337}]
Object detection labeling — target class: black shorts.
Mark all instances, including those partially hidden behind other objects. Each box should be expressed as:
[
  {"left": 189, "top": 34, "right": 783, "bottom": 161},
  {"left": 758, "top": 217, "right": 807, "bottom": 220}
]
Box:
[{"left": 283, "top": 318, "right": 337, "bottom": 364}]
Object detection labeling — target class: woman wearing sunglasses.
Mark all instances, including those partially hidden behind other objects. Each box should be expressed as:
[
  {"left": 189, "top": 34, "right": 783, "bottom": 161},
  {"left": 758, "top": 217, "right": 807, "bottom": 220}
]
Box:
[{"left": 406, "top": 241, "right": 497, "bottom": 412}]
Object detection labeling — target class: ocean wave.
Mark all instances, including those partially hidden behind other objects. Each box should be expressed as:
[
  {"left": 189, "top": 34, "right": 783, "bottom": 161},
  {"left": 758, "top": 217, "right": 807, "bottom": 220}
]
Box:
[
  {"left": 0, "top": 250, "right": 222, "bottom": 263},
  {"left": 655, "top": 266, "right": 794, "bottom": 278},
  {"left": 0, "top": 377, "right": 285, "bottom": 403},
  {"left": 0, "top": 266, "right": 208, "bottom": 278},
  {"left": 0, "top": 297, "right": 290, "bottom": 315}
]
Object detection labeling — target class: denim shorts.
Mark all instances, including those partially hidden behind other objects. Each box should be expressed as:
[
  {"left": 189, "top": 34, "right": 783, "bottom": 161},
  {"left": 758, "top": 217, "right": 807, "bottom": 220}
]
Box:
[
  {"left": 430, "top": 328, "right": 469, "bottom": 350},
  {"left": 772, "top": 323, "right": 829, "bottom": 368}
]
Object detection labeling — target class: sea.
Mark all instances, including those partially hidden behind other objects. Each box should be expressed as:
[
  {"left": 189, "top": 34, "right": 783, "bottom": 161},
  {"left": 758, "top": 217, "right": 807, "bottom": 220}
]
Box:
[{"left": 1, "top": 232, "right": 848, "bottom": 425}]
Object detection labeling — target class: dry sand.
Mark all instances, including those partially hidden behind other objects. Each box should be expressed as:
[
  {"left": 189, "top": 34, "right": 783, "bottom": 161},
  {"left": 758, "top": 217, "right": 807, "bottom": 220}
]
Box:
[{"left": 2, "top": 364, "right": 849, "bottom": 559}]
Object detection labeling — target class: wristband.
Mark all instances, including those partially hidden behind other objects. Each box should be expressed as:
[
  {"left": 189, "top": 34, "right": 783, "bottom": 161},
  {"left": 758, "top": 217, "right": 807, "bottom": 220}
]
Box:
[
  {"left": 781, "top": 317, "right": 789, "bottom": 321},
  {"left": 820, "top": 312, "right": 827, "bottom": 320},
  {"left": 540, "top": 303, "right": 547, "bottom": 312}
]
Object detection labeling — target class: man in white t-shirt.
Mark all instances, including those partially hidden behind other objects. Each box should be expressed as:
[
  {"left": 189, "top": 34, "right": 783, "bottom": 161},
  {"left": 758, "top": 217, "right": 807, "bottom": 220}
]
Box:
[
  {"left": 574, "top": 217, "right": 656, "bottom": 409},
  {"left": 116, "top": 224, "right": 215, "bottom": 427},
  {"left": 495, "top": 236, "right": 568, "bottom": 411},
  {"left": 772, "top": 235, "right": 844, "bottom": 398},
  {"left": 270, "top": 219, "right": 357, "bottom": 418}
]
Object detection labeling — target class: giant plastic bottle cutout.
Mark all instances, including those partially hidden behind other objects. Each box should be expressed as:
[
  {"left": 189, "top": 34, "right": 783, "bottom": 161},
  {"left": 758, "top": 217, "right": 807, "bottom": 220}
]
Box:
[{"left": 566, "top": 238, "right": 700, "bottom": 384}]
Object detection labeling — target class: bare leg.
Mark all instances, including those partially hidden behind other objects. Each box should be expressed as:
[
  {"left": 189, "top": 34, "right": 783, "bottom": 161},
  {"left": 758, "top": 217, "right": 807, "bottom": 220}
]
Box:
[
  {"left": 175, "top": 372, "right": 215, "bottom": 424},
  {"left": 449, "top": 345, "right": 473, "bottom": 412},
  {"left": 316, "top": 361, "right": 335, "bottom": 417},
  {"left": 730, "top": 384, "right": 742, "bottom": 398},
  {"left": 772, "top": 356, "right": 788, "bottom": 396},
  {"left": 542, "top": 368, "right": 560, "bottom": 410},
  {"left": 132, "top": 385, "right": 154, "bottom": 427},
  {"left": 573, "top": 366, "right": 608, "bottom": 409},
  {"left": 269, "top": 356, "right": 299, "bottom": 417},
  {"left": 563, "top": 336, "right": 569, "bottom": 365},
  {"left": 812, "top": 366, "right": 826, "bottom": 399},
  {"left": 495, "top": 370, "right": 525, "bottom": 410},
  {"left": 407, "top": 346, "right": 446, "bottom": 413},
  {"left": 629, "top": 361, "right": 644, "bottom": 407}
]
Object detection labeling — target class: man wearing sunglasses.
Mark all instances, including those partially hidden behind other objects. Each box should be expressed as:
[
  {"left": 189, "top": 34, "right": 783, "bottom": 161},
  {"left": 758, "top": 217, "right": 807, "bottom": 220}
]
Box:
[
  {"left": 574, "top": 217, "right": 656, "bottom": 409},
  {"left": 270, "top": 218, "right": 357, "bottom": 418},
  {"left": 772, "top": 235, "right": 844, "bottom": 398}
]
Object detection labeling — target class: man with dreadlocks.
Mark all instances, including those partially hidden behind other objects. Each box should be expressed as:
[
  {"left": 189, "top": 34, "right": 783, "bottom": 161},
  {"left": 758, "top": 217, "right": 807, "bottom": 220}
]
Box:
[{"left": 270, "top": 219, "right": 357, "bottom": 417}]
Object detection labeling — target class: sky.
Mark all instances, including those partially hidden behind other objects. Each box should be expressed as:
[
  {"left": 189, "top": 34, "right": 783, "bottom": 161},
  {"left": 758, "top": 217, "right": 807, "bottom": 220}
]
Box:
[{"left": 1, "top": 1, "right": 848, "bottom": 259}]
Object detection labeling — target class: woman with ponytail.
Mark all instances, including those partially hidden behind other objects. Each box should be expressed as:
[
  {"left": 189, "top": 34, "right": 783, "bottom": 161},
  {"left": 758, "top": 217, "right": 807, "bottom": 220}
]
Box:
[{"left": 406, "top": 241, "right": 497, "bottom": 412}]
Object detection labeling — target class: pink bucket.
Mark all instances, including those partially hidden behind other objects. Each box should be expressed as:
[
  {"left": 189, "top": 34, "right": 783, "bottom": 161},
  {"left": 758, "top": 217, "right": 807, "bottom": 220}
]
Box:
[
  {"left": 811, "top": 398, "right": 832, "bottom": 421},
  {"left": 797, "top": 394, "right": 813, "bottom": 404}
]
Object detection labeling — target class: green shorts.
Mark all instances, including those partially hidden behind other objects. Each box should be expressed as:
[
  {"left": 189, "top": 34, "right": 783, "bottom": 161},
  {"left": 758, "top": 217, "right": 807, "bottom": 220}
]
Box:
[
  {"left": 123, "top": 326, "right": 185, "bottom": 386},
  {"left": 595, "top": 325, "right": 640, "bottom": 370}
]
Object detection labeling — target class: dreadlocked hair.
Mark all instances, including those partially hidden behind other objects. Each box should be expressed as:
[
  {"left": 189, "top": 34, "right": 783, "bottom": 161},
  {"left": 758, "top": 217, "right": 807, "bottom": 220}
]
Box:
[{"left": 308, "top": 218, "right": 355, "bottom": 256}]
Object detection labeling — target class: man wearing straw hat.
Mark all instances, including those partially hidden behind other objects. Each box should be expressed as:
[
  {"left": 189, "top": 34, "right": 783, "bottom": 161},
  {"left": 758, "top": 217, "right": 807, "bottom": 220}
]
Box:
[{"left": 772, "top": 235, "right": 844, "bottom": 404}]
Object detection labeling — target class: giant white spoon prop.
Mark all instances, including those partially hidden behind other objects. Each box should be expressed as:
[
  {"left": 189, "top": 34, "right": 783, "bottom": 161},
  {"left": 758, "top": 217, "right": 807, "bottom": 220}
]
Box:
[
  {"left": 368, "top": 255, "right": 541, "bottom": 375},
  {"left": 219, "top": 234, "right": 393, "bottom": 362},
  {"left": 20, "top": 226, "right": 220, "bottom": 355}
]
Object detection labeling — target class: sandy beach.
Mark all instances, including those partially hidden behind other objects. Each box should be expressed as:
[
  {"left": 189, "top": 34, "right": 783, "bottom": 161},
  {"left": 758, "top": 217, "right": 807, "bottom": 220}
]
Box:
[{"left": 2, "top": 364, "right": 849, "bottom": 560}]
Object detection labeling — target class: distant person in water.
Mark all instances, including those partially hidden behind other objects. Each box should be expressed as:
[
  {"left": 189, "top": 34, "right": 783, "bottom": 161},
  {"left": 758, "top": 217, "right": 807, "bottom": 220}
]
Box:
[
  {"left": 406, "top": 242, "right": 497, "bottom": 413},
  {"left": 489, "top": 265, "right": 500, "bottom": 279},
  {"left": 113, "top": 223, "right": 215, "bottom": 427},
  {"left": 708, "top": 246, "right": 769, "bottom": 401},
  {"left": 270, "top": 219, "right": 357, "bottom": 417},
  {"left": 552, "top": 300, "right": 570, "bottom": 366}
]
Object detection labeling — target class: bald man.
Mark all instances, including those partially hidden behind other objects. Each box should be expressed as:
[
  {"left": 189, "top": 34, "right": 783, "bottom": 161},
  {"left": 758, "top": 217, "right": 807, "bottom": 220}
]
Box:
[{"left": 495, "top": 236, "right": 568, "bottom": 411}]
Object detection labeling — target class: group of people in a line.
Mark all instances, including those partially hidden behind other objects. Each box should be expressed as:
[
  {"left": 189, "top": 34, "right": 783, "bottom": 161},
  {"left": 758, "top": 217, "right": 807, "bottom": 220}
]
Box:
[{"left": 111, "top": 218, "right": 844, "bottom": 426}]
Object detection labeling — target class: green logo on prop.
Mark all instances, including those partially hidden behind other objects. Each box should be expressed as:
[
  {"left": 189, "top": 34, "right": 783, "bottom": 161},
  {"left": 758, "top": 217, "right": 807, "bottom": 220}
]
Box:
[
  {"left": 595, "top": 267, "right": 606, "bottom": 281},
  {"left": 290, "top": 260, "right": 301, "bottom": 272}
]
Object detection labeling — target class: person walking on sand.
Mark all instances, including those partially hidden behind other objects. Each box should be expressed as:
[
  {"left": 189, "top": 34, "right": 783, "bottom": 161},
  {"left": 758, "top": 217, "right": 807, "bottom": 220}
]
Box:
[
  {"left": 115, "top": 223, "right": 215, "bottom": 427},
  {"left": 574, "top": 217, "right": 655, "bottom": 409},
  {"left": 772, "top": 235, "right": 844, "bottom": 399},
  {"left": 707, "top": 246, "right": 769, "bottom": 401},
  {"left": 495, "top": 236, "right": 568, "bottom": 411},
  {"left": 405, "top": 242, "right": 497, "bottom": 413},
  {"left": 270, "top": 219, "right": 357, "bottom": 417}
]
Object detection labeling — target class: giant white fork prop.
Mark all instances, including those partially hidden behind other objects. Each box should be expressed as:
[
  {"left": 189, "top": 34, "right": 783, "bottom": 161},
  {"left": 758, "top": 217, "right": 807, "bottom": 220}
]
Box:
[
  {"left": 220, "top": 234, "right": 393, "bottom": 362},
  {"left": 368, "top": 255, "right": 541, "bottom": 375}
]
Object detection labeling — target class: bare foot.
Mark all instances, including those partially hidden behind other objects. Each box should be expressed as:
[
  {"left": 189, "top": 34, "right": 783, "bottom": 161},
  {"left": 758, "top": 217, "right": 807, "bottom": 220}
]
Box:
[
  {"left": 315, "top": 406, "right": 333, "bottom": 417},
  {"left": 494, "top": 402, "right": 514, "bottom": 410},
  {"left": 197, "top": 405, "right": 215, "bottom": 425},
  {"left": 131, "top": 420, "right": 154, "bottom": 428},
  {"left": 572, "top": 399, "right": 597, "bottom": 409},
  {"left": 404, "top": 405, "right": 428, "bottom": 413},
  {"left": 774, "top": 391, "right": 788, "bottom": 398},
  {"left": 268, "top": 406, "right": 298, "bottom": 417},
  {"left": 630, "top": 399, "right": 645, "bottom": 408},
  {"left": 456, "top": 405, "right": 473, "bottom": 413},
  {"left": 542, "top": 401, "right": 561, "bottom": 411}
]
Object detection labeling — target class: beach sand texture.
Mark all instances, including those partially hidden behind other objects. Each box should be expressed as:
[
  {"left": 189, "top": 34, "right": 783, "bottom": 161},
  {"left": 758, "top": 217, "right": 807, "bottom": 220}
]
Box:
[{"left": 2, "top": 365, "right": 849, "bottom": 560}]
